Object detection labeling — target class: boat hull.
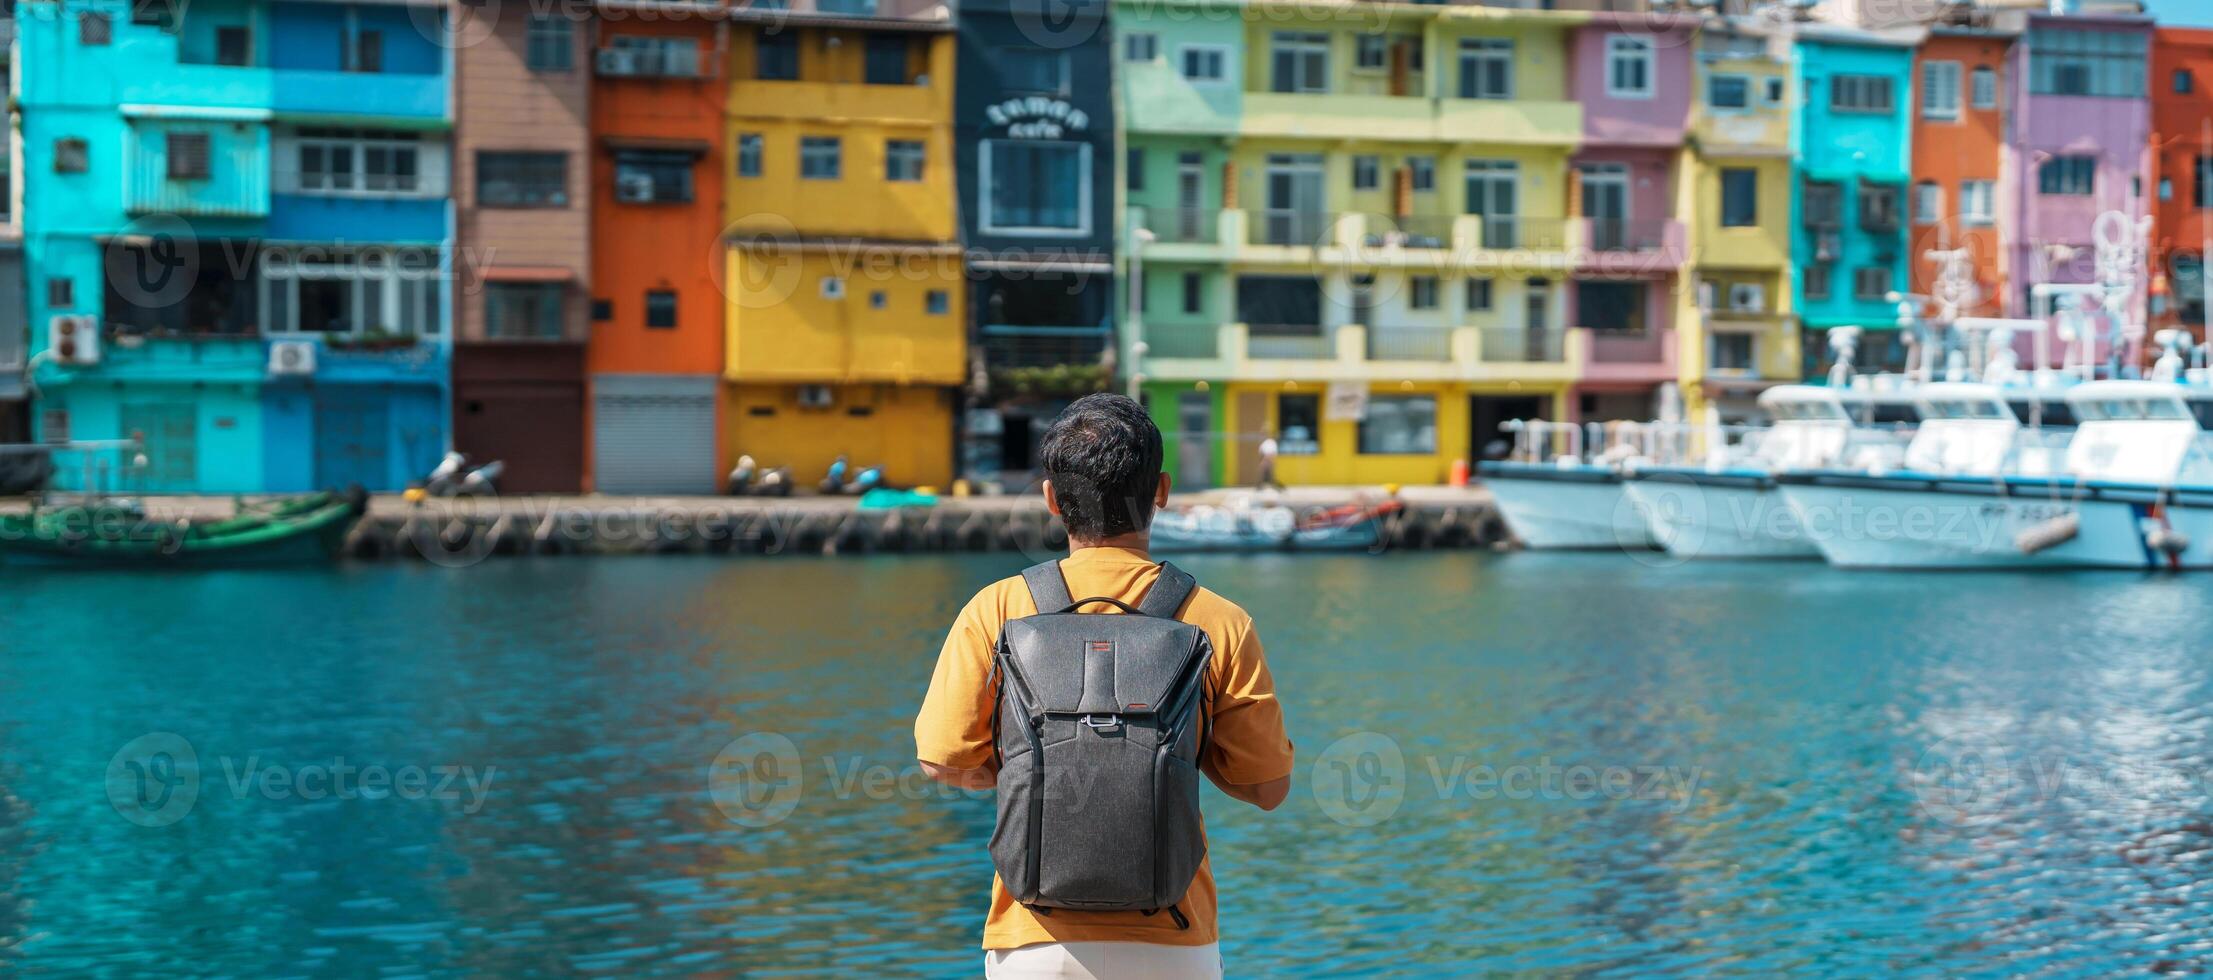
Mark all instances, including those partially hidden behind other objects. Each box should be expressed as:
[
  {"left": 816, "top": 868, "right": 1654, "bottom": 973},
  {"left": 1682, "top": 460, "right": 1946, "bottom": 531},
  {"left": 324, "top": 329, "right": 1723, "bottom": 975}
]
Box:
[
  {"left": 1624, "top": 469, "right": 1821, "bottom": 560},
  {"left": 1478, "top": 462, "right": 1654, "bottom": 551},
  {"left": 1779, "top": 474, "right": 2213, "bottom": 570},
  {"left": 0, "top": 492, "right": 364, "bottom": 567}
]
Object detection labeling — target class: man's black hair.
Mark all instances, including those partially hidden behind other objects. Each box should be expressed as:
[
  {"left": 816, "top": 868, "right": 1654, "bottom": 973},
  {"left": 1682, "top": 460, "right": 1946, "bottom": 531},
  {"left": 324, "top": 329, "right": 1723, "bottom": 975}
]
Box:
[{"left": 1040, "top": 393, "right": 1164, "bottom": 540}]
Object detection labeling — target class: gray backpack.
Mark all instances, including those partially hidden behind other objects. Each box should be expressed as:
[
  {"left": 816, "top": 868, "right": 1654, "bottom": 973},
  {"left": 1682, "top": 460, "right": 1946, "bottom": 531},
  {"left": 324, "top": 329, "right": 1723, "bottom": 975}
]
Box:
[{"left": 990, "top": 559, "right": 1212, "bottom": 928}]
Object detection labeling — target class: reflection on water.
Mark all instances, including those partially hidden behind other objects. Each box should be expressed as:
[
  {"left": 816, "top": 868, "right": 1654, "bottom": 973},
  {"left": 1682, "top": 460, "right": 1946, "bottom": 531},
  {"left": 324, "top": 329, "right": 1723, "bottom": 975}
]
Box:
[{"left": 4, "top": 555, "right": 2212, "bottom": 974}]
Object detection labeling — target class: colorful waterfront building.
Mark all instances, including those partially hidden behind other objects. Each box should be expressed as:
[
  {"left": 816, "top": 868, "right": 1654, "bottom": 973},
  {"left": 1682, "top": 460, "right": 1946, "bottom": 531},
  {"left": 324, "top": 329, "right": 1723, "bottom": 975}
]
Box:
[
  {"left": 23, "top": 0, "right": 455, "bottom": 493},
  {"left": 721, "top": 0, "right": 965, "bottom": 490},
  {"left": 1792, "top": 24, "right": 1917, "bottom": 378},
  {"left": 1565, "top": 11, "right": 1696, "bottom": 423},
  {"left": 1122, "top": 0, "right": 1591, "bottom": 487},
  {"left": 1909, "top": 21, "right": 2014, "bottom": 323},
  {"left": 0, "top": 8, "right": 25, "bottom": 442},
  {"left": 955, "top": 0, "right": 1118, "bottom": 486},
  {"left": 449, "top": 1, "right": 592, "bottom": 491},
  {"left": 2006, "top": 9, "right": 2152, "bottom": 349},
  {"left": 2150, "top": 25, "right": 2213, "bottom": 335},
  {"left": 1680, "top": 18, "right": 1800, "bottom": 420},
  {"left": 585, "top": 7, "right": 725, "bottom": 493}
]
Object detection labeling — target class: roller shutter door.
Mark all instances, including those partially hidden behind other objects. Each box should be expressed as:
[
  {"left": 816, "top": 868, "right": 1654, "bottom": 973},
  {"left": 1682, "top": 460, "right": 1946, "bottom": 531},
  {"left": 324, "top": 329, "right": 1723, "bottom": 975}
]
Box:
[{"left": 592, "top": 374, "right": 716, "bottom": 494}]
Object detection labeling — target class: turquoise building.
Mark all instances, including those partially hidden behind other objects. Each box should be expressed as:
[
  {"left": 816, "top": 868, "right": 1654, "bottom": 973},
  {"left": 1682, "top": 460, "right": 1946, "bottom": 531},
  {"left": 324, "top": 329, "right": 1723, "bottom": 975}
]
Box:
[
  {"left": 1791, "top": 25, "right": 1916, "bottom": 377},
  {"left": 20, "top": 0, "right": 452, "bottom": 492}
]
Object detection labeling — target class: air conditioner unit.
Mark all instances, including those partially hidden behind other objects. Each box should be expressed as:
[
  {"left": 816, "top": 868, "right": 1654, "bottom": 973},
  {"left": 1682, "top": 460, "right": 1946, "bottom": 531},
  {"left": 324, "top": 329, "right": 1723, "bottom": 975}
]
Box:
[
  {"left": 268, "top": 339, "right": 318, "bottom": 376},
  {"left": 615, "top": 172, "right": 657, "bottom": 203},
  {"left": 596, "top": 48, "right": 641, "bottom": 76},
  {"left": 1729, "top": 283, "right": 1766, "bottom": 313},
  {"left": 47, "top": 315, "right": 99, "bottom": 365},
  {"left": 797, "top": 385, "right": 835, "bottom": 409}
]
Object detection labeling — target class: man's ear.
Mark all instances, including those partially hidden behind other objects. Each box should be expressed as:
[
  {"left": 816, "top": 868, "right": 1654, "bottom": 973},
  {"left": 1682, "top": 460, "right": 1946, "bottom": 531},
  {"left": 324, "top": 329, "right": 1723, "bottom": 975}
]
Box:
[
  {"left": 1155, "top": 473, "right": 1171, "bottom": 508},
  {"left": 1043, "top": 479, "right": 1062, "bottom": 516}
]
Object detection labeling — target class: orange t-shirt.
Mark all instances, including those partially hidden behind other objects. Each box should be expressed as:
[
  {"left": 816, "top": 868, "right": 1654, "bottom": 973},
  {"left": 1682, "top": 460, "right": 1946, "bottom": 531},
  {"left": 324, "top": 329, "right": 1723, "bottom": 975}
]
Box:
[{"left": 914, "top": 546, "right": 1296, "bottom": 950}]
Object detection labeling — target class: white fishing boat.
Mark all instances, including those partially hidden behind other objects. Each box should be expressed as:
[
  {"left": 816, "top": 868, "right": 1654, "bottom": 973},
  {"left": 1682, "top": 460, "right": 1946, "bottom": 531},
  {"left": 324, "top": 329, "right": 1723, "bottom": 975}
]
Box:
[
  {"left": 1479, "top": 420, "right": 1670, "bottom": 551},
  {"left": 1624, "top": 385, "right": 1913, "bottom": 560},
  {"left": 1780, "top": 380, "right": 2213, "bottom": 569}
]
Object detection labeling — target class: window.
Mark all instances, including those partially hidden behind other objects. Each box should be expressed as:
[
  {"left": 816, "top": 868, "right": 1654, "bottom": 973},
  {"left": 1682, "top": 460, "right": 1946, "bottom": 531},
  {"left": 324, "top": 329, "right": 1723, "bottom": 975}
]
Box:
[
  {"left": 1727, "top": 282, "right": 1765, "bottom": 312},
  {"left": 1853, "top": 266, "right": 1891, "bottom": 301},
  {"left": 1765, "top": 77, "right": 1787, "bottom": 105},
  {"left": 478, "top": 151, "right": 566, "bottom": 207},
  {"left": 1803, "top": 180, "right": 1842, "bottom": 228},
  {"left": 2029, "top": 28, "right": 2145, "bottom": 99},
  {"left": 736, "top": 134, "right": 763, "bottom": 178},
  {"left": 527, "top": 15, "right": 572, "bottom": 72},
  {"left": 166, "top": 133, "right": 211, "bottom": 180},
  {"left": 1124, "top": 32, "right": 1158, "bottom": 62},
  {"left": 1830, "top": 74, "right": 1895, "bottom": 113},
  {"left": 1972, "top": 66, "right": 1997, "bottom": 108},
  {"left": 1465, "top": 278, "right": 1493, "bottom": 312},
  {"left": 800, "top": 137, "right": 841, "bottom": 180},
  {"left": 605, "top": 35, "right": 698, "bottom": 77},
  {"left": 347, "top": 29, "right": 384, "bottom": 73},
  {"left": 1002, "top": 48, "right": 1068, "bottom": 95},
  {"left": 131, "top": 0, "right": 174, "bottom": 28},
  {"left": 1859, "top": 183, "right": 1901, "bottom": 232},
  {"left": 2039, "top": 155, "right": 2095, "bottom": 196},
  {"left": 1720, "top": 168, "right": 1758, "bottom": 227},
  {"left": 1709, "top": 74, "right": 1750, "bottom": 110},
  {"left": 1409, "top": 276, "right": 1439, "bottom": 310},
  {"left": 926, "top": 290, "right": 950, "bottom": 315},
  {"left": 1270, "top": 33, "right": 1329, "bottom": 94},
  {"left": 261, "top": 247, "right": 441, "bottom": 336},
  {"left": 1356, "top": 34, "right": 1387, "bottom": 71},
  {"left": 2177, "top": 69, "right": 2196, "bottom": 95},
  {"left": 2196, "top": 157, "right": 2213, "bottom": 209},
  {"left": 216, "top": 26, "right": 252, "bottom": 66},
  {"left": 865, "top": 35, "right": 917, "bottom": 85},
  {"left": 614, "top": 150, "right": 694, "bottom": 203},
  {"left": 1804, "top": 264, "right": 1832, "bottom": 302},
  {"left": 1357, "top": 395, "right": 1437, "bottom": 455},
  {"left": 1961, "top": 179, "right": 1995, "bottom": 225},
  {"left": 1181, "top": 272, "right": 1203, "bottom": 314},
  {"left": 1277, "top": 394, "right": 1320, "bottom": 455},
  {"left": 55, "top": 138, "right": 89, "bottom": 173},
  {"left": 485, "top": 283, "right": 564, "bottom": 339},
  {"left": 1352, "top": 155, "right": 1379, "bottom": 191},
  {"left": 1407, "top": 156, "right": 1435, "bottom": 193},
  {"left": 756, "top": 32, "right": 799, "bottom": 80},
  {"left": 1126, "top": 148, "right": 1144, "bottom": 191},
  {"left": 1913, "top": 181, "right": 1942, "bottom": 225},
  {"left": 48, "top": 277, "right": 75, "bottom": 308},
  {"left": 1710, "top": 332, "right": 1754, "bottom": 373},
  {"left": 1457, "top": 38, "right": 1514, "bottom": 99},
  {"left": 296, "top": 128, "right": 423, "bottom": 194},
  {"left": 1179, "top": 45, "right": 1227, "bottom": 83},
  {"left": 1607, "top": 35, "right": 1653, "bottom": 98},
  {"left": 80, "top": 12, "right": 112, "bottom": 45},
  {"left": 984, "top": 140, "right": 1089, "bottom": 233},
  {"left": 1921, "top": 60, "right": 1960, "bottom": 119},
  {"left": 645, "top": 290, "right": 677, "bottom": 329},
  {"left": 885, "top": 140, "right": 924, "bottom": 182}
]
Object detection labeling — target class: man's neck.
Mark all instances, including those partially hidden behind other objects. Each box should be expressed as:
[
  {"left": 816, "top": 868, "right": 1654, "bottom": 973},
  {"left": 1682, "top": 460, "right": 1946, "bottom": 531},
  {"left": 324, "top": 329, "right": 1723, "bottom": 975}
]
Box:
[{"left": 1067, "top": 533, "right": 1150, "bottom": 555}]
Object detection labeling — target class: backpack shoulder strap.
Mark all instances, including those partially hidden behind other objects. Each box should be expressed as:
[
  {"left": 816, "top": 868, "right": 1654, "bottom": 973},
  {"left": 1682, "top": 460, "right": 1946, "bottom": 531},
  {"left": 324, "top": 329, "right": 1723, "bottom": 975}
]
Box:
[
  {"left": 1020, "top": 560, "right": 1074, "bottom": 614},
  {"left": 1137, "top": 561, "right": 1197, "bottom": 620}
]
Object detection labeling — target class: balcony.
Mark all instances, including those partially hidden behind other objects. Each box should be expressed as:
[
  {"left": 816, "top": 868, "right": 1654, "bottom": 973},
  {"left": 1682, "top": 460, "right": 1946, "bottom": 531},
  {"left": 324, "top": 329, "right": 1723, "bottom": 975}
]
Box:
[
  {"left": 1476, "top": 326, "right": 1566, "bottom": 364},
  {"left": 1248, "top": 211, "right": 1338, "bottom": 249},
  {"left": 1365, "top": 326, "right": 1455, "bottom": 362},
  {"left": 273, "top": 69, "right": 447, "bottom": 123},
  {"left": 1579, "top": 327, "right": 1678, "bottom": 385},
  {"left": 1133, "top": 323, "right": 1582, "bottom": 385},
  {"left": 1242, "top": 93, "right": 1581, "bottom": 146},
  {"left": 1245, "top": 326, "right": 1334, "bottom": 360},
  {"left": 60, "top": 333, "right": 268, "bottom": 385},
  {"left": 1136, "top": 206, "right": 1220, "bottom": 246},
  {"left": 310, "top": 337, "right": 450, "bottom": 384},
  {"left": 127, "top": 147, "right": 270, "bottom": 219}
]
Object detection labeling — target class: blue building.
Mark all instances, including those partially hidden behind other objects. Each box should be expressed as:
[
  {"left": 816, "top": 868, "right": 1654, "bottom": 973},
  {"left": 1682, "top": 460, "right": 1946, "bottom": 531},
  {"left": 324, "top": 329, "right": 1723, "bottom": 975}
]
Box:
[
  {"left": 954, "top": 0, "right": 1118, "bottom": 484},
  {"left": 1791, "top": 25, "right": 1917, "bottom": 376},
  {"left": 20, "top": 0, "right": 452, "bottom": 492}
]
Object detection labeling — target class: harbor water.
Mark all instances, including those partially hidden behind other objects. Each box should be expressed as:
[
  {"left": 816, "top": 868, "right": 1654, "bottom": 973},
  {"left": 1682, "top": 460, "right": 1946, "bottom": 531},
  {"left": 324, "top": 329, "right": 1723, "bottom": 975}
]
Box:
[{"left": 5, "top": 554, "right": 2213, "bottom": 974}]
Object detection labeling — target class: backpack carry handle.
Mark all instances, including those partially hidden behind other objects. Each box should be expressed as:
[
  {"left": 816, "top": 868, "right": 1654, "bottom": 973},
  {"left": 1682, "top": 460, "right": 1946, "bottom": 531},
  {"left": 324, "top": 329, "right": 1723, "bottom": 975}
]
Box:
[{"left": 1058, "top": 596, "right": 1144, "bottom": 615}]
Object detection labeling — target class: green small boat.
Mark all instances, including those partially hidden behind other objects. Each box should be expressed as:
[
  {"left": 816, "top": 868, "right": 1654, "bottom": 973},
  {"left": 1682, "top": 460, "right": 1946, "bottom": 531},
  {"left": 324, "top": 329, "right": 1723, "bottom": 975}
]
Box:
[{"left": 0, "top": 489, "right": 368, "bottom": 566}]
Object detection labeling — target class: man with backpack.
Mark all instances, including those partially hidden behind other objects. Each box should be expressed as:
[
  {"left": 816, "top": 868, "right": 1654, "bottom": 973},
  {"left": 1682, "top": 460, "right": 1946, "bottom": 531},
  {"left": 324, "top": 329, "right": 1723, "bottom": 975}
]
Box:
[{"left": 915, "top": 393, "right": 1295, "bottom": 979}]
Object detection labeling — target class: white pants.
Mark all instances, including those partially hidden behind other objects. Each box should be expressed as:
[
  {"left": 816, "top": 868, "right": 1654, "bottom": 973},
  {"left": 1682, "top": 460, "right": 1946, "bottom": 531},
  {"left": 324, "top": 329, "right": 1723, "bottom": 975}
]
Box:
[{"left": 984, "top": 941, "right": 1222, "bottom": 979}]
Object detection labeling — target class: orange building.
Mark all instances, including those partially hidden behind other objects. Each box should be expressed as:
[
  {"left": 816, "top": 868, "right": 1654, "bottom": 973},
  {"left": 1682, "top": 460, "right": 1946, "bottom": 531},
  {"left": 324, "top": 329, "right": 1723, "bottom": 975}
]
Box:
[
  {"left": 1909, "top": 28, "right": 2013, "bottom": 322},
  {"left": 586, "top": 11, "right": 730, "bottom": 493},
  {"left": 2151, "top": 27, "right": 2213, "bottom": 337}
]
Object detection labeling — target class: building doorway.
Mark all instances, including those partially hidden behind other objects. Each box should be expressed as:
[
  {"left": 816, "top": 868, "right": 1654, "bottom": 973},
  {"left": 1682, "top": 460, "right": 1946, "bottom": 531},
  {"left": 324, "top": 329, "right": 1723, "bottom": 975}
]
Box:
[{"left": 1469, "top": 394, "right": 1546, "bottom": 461}]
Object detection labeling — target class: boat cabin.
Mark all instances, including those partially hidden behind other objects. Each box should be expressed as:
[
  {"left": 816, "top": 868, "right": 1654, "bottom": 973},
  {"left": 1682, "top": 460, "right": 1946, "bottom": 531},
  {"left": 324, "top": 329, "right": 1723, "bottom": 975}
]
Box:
[
  {"left": 1753, "top": 386, "right": 1856, "bottom": 471},
  {"left": 2061, "top": 382, "right": 2213, "bottom": 486},
  {"left": 1905, "top": 383, "right": 2020, "bottom": 476}
]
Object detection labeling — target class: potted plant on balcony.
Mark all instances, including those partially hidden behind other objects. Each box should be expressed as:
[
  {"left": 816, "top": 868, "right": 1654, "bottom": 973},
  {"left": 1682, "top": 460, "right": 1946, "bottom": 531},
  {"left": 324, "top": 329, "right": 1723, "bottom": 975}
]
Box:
[{"left": 324, "top": 328, "right": 417, "bottom": 353}]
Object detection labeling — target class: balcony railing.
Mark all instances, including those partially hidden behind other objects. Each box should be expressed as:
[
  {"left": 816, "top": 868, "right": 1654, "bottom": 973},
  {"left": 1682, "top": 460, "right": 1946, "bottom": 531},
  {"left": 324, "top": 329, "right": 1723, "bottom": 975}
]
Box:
[
  {"left": 1142, "top": 206, "right": 1220, "bottom": 245},
  {"left": 127, "top": 147, "right": 270, "bottom": 218},
  {"left": 1478, "top": 327, "right": 1567, "bottom": 364},
  {"left": 1365, "top": 326, "right": 1454, "bottom": 362},
  {"left": 1246, "top": 327, "right": 1332, "bottom": 360},
  {"left": 1584, "top": 218, "right": 1675, "bottom": 254},
  {"left": 1471, "top": 216, "right": 1569, "bottom": 251},
  {"left": 1587, "top": 328, "right": 1665, "bottom": 365},
  {"left": 1250, "top": 210, "right": 1335, "bottom": 248},
  {"left": 980, "top": 329, "right": 1111, "bottom": 369},
  {"left": 1358, "top": 214, "right": 1455, "bottom": 250},
  {"left": 1144, "top": 325, "right": 1219, "bottom": 360}
]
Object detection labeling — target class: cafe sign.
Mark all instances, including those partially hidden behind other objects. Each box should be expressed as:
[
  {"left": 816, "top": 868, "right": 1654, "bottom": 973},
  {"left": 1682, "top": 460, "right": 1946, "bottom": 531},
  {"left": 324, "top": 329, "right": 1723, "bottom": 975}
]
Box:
[{"left": 985, "top": 97, "right": 1090, "bottom": 139}]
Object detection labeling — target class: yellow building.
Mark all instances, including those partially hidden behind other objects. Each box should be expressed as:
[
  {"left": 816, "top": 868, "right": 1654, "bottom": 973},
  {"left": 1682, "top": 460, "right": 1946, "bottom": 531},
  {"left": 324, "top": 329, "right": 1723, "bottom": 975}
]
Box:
[{"left": 722, "top": 1, "right": 965, "bottom": 487}]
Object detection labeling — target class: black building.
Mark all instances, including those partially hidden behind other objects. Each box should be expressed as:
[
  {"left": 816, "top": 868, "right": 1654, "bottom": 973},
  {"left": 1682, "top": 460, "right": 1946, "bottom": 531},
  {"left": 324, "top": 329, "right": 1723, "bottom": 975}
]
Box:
[{"left": 954, "top": 0, "right": 1118, "bottom": 487}]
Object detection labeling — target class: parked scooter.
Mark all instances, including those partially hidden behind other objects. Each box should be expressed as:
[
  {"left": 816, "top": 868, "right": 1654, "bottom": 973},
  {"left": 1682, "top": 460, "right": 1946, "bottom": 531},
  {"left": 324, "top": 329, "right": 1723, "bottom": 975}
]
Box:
[
  {"left": 726, "top": 455, "right": 795, "bottom": 497},
  {"left": 424, "top": 451, "right": 505, "bottom": 496}
]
